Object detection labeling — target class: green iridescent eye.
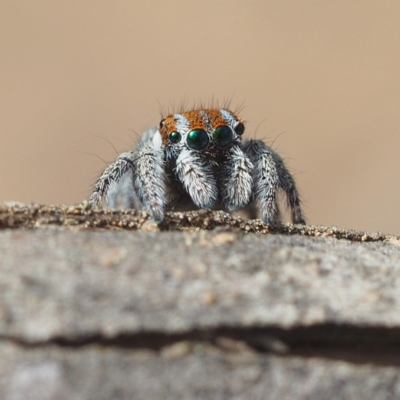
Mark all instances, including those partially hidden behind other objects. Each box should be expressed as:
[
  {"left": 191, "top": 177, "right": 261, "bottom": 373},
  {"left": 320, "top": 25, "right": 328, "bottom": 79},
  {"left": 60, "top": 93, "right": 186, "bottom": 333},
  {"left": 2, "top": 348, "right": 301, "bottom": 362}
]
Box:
[
  {"left": 234, "top": 122, "right": 245, "bottom": 136},
  {"left": 169, "top": 131, "right": 182, "bottom": 144},
  {"left": 212, "top": 126, "right": 233, "bottom": 147},
  {"left": 187, "top": 129, "right": 209, "bottom": 150}
]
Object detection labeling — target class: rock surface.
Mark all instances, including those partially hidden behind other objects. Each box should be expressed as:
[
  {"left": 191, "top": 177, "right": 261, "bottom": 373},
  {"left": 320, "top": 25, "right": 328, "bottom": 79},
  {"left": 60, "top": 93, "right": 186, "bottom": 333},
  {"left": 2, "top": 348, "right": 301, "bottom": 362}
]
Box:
[{"left": 1, "top": 204, "right": 400, "bottom": 399}]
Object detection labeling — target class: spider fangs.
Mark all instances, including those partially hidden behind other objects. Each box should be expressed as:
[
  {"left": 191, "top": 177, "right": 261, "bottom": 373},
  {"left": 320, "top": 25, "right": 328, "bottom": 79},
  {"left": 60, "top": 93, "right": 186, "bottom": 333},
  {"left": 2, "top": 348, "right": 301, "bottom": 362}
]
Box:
[{"left": 89, "top": 107, "right": 306, "bottom": 227}]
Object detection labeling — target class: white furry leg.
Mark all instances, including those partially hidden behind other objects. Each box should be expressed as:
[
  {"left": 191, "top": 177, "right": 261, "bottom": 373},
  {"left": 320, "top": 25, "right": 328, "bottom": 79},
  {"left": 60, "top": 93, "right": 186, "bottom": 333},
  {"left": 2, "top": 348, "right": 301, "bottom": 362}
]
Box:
[
  {"left": 243, "top": 139, "right": 306, "bottom": 226},
  {"left": 243, "top": 140, "right": 280, "bottom": 226},
  {"left": 175, "top": 148, "right": 218, "bottom": 208},
  {"left": 89, "top": 151, "right": 135, "bottom": 207},
  {"left": 220, "top": 145, "right": 253, "bottom": 211},
  {"left": 270, "top": 150, "right": 306, "bottom": 224},
  {"left": 133, "top": 142, "right": 167, "bottom": 222}
]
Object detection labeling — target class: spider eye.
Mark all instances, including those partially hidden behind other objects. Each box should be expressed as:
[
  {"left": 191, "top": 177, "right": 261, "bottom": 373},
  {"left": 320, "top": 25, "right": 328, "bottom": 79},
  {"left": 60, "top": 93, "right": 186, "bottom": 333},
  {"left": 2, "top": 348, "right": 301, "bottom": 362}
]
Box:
[
  {"left": 169, "top": 131, "right": 182, "bottom": 144},
  {"left": 187, "top": 129, "right": 209, "bottom": 150},
  {"left": 234, "top": 122, "right": 245, "bottom": 136},
  {"left": 159, "top": 119, "right": 165, "bottom": 129},
  {"left": 212, "top": 126, "right": 233, "bottom": 147}
]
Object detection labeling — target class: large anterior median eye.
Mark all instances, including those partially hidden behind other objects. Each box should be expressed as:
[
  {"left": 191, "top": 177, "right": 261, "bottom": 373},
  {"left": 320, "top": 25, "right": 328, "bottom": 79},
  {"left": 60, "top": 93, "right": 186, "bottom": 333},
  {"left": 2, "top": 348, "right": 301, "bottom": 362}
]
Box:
[
  {"left": 212, "top": 126, "right": 233, "bottom": 147},
  {"left": 187, "top": 129, "right": 209, "bottom": 150},
  {"left": 169, "top": 131, "right": 182, "bottom": 143}
]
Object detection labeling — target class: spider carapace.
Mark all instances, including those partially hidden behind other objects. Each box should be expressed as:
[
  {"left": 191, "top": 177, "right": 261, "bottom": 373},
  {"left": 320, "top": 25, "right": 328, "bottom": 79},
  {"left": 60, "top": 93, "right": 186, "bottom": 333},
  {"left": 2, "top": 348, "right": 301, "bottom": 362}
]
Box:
[{"left": 89, "top": 107, "right": 306, "bottom": 226}]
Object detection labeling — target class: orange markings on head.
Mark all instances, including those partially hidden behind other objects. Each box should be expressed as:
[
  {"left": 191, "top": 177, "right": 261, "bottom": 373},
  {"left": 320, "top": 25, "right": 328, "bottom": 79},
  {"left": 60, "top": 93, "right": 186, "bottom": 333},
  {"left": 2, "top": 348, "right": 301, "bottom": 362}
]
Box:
[
  {"left": 182, "top": 110, "right": 207, "bottom": 130},
  {"left": 159, "top": 108, "right": 242, "bottom": 146},
  {"left": 205, "top": 108, "right": 229, "bottom": 129}
]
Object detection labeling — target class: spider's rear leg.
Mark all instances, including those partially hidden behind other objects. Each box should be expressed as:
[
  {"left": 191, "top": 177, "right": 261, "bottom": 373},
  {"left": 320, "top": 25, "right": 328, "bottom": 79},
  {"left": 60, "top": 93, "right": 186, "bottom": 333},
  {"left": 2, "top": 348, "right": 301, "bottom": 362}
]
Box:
[
  {"left": 271, "top": 150, "right": 306, "bottom": 225},
  {"left": 89, "top": 151, "right": 135, "bottom": 207},
  {"left": 220, "top": 145, "right": 253, "bottom": 211},
  {"left": 243, "top": 139, "right": 306, "bottom": 226},
  {"left": 175, "top": 148, "right": 218, "bottom": 209}
]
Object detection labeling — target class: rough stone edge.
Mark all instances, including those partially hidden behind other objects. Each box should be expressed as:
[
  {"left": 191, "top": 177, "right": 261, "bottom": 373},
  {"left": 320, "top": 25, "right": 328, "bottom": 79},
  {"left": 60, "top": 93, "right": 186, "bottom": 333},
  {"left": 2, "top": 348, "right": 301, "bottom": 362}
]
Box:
[{"left": 0, "top": 202, "right": 399, "bottom": 243}]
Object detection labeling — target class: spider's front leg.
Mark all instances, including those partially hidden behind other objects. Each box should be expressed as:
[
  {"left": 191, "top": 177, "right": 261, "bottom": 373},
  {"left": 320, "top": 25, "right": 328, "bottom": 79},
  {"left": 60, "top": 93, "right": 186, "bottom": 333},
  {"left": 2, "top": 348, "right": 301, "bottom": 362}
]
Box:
[
  {"left": 132, "top": 140, "right": 167, "bottom": 222},
  {"left": 243, "top": 139, "right": 306, "bottom": 226},
  {"left": 220, "top": 145, "right": 253, "bottom": 211},
  {"left": 89, "top": 134, "right": 167, "bottom": 222},
  {"left": 175, "top": 148, "right": 218, "bottom": 209}
]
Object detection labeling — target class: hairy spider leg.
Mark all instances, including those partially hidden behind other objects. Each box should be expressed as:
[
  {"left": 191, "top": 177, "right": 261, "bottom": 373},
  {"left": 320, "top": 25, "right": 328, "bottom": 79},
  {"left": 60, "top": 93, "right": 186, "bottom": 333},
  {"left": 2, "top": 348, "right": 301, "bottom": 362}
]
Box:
[
  {"left": 175, "top": 147, "right": 218, "bottom": 208},
  {"left": 89, "top": 152, "right": 135, "bottom": 207},
  {"left": 219, "top": 145, "right": 253, "bottom": 211},
  {"left": 89, "top": 130, "right": 167, "bottom": 222},
  {"left": 271, "top": 150, "right": 306, "bottom": 224},
  {"left": 243, "top": 139, "right": 306, "bottom": 226},
  {"left": 132, "top": 139, "right": 167, "bottom": 222}
]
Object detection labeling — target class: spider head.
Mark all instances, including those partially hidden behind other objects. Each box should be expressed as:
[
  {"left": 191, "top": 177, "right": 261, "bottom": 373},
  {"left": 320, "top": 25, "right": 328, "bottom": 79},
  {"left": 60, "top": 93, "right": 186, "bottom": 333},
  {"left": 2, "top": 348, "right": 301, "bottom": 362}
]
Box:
[{"left": 158, "top": 108, "right": 245, "bottom": 153}]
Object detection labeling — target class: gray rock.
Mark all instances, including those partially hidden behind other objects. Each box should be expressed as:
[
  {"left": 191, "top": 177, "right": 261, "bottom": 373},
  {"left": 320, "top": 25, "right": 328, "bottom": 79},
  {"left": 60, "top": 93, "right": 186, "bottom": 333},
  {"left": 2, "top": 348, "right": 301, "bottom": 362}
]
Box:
[{"left": 1, "top": 205, "right": 400, "bottom": 399}]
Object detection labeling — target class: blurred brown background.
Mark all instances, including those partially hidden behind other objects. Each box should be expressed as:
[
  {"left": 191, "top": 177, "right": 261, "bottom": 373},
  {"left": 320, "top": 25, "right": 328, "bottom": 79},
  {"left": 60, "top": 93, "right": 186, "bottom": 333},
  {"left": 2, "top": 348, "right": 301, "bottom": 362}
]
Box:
[{"left": 1, "top": 1, "right": 399, "bottom": 234}]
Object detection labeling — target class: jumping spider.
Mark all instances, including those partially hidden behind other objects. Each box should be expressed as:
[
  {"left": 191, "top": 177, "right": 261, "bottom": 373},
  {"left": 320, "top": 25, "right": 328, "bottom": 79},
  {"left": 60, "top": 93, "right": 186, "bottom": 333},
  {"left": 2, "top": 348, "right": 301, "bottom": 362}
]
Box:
[{"left": 89, "top": 107, "right": 306, "bottom": 226}]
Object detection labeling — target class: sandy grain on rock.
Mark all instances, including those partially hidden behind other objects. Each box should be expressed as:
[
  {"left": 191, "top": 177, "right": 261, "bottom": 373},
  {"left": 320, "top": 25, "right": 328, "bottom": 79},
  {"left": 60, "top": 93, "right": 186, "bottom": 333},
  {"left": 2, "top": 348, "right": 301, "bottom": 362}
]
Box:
[{"left": 0, "top": 202, "right": 398, "bottom": 243}]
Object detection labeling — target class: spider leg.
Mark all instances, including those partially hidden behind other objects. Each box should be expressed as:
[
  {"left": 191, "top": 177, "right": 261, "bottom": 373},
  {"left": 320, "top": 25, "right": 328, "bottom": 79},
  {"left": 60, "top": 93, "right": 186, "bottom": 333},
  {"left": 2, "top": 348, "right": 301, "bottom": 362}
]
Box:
[
  {"left": 270, "top": 149, "right": 306, "bottom": 225},
  {"left": 107, "top": 170, "right": 137, "bottom": 209},
  {"left": 242, "top": 140, "right": 280, "bottom": 226},
  {"left": 243, "top": 139, "right": 306, "bottom": 226},
  {"left": 175, "top": 148, "right": 218, "bottom": 208},
  {"left": 89, "top": 151, "right": 136, "bottom": 207},
  {"left": 220, "top": 145, "right": 253, "bottom": 211},
  {"left": 89, "top": 128, "right": 167, "bottom": 222},
  {"left": 132, "top": 141, "right": 167, "bottom": 222}
]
